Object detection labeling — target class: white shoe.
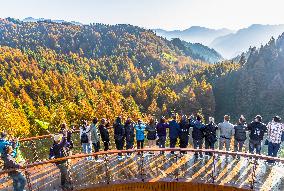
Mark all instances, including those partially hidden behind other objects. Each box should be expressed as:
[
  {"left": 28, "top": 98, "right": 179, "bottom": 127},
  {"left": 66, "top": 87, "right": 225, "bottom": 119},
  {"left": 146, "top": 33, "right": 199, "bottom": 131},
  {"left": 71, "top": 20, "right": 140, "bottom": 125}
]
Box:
[{"left": 96, "top": 159, "right": 104, "bottom": 163}]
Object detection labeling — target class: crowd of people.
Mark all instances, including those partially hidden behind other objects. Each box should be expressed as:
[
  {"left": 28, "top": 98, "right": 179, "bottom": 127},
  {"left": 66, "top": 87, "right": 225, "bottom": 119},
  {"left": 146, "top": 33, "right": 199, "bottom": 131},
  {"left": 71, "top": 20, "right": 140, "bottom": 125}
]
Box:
[{"left": 1, "top": 114, "right": 284, "bottom": 191}]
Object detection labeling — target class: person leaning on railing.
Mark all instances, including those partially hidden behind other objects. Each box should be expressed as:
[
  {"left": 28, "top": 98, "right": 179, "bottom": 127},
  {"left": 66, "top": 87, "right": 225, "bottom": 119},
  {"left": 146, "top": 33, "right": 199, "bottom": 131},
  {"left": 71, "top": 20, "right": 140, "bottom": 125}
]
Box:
[
  {"left": 2, "top": 145, "right": 26, "bottom": 191},
  {"left": 0, "top": 132, "right": 19, "bottom": 158},
  {"left": 49, "top": 133, "right": 73, "bottom": 191},
  {"left": 266, "top": 116, "right": 284, "bottom": 163}
]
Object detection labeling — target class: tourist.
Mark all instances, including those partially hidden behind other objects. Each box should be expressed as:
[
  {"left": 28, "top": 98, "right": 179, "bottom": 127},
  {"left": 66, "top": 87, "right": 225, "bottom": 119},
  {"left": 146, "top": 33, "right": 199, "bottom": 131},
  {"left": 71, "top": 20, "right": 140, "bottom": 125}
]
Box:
[
  {"left": 80, "top": 120, "right": 92, "bottom": 160},
  {"left": 156, "top": 117, "right": 170, "bottom": 154},
  {"left": 234, "top": 115, "right": 247, "bottom": 153},
  {"left": 247, "top": 115, "right": 267, "bottom": 154},
  {"left": 168, "top": 114, "right": 180, "bottom": 154},
  {"left": 179, "top": 115, "right": 190, "bottom": 154},
  {"left": 2, "top": 145, "right": 26, "bottom": 191},
  {"left": 204, "top": 117, "right": 218, "bottom": 156},
  {"left": 125, "top": 118, "right": 135, "bottom": 156},
  {"left": 218, "top": 115, "right": 234, "bottom": 152},
  {"left": 190, "top": 114, "right": 206, "bottom": 158},
  {"left": 49, "top": 134, "right": 72, "bottom": 190},
  {"left": 98, "top": 118, "right": 110, "bottom": 151},
  {"left": 59, "top": 123, "right": 74, "bottom": 153},
  {"left": 0, "top": 132, "right": 18, "bottom": 158},
  {"left": 91, "top": 117, "right": 102, "bottom": 161},
  {"left": 113, "top": 116, "right": 125, "bottom": 160},
  {"left": 135, "top": 119, "right": 146, "bottom": 155},
  {"left": 146, "top": 117, "right": 157, "bottom": 155},
  {"left": 266, "top": 116, "right": 284, "bottom": 163}
]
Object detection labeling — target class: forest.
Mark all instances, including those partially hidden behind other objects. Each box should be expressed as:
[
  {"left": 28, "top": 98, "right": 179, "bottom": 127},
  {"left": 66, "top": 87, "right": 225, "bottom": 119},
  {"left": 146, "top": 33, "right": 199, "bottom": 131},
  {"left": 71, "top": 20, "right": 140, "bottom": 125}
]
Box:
[{"left": 0, "top": 18, "right": 283, "bottom": 137}]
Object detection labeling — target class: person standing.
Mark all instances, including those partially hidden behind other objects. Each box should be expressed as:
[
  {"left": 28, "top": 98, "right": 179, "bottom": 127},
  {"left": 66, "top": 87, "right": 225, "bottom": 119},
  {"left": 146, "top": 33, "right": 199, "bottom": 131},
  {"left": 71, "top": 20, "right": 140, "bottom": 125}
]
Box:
[
  {"left": 218, "top": 115, "right": 234, "bottom": 152},
  {"left": 168, "top": 114, "right": 180, "bottom": 154},
  {"left": 80, "top": 120, "right": 92, "bottom": 160},
  {"left": 98, "top": 118, "right": 110, "bottom": 151},
  {"left": 90, "top": 118, "right": 102, "bottom": 162},
  {"left": 113, "top": 116, "right": 125, "bottom": 160},
  {"left": 2, "top": 145, "right": 26, "bottom": 191},
  {"left": 0, "top": 132, "right": 18, "bottom": 158},
  {"left": 156, "top": 117, "right": 170, "bottom": 154},
  {"left": 135, "top": 119, "right": 146, "bottom": 155},
  {"left": 179, "top": 115, "right": 190, "bottom": 154},
  {"left": 125, "top": 118, "right": 135, "bottom": 157},
  {"left": 266, "top": 116, "right": 284, "bottom": 163},
  {"left": 234, "top": 116, "right": 247, "bottom": 152},
  {"left": 204, "top": 117, "right": 218, "bottom": 156},
  {"left": 49, "top": 133, "right": 73, "bottom": 190},
  {"left": 59, "top": 123, "right": 74, "bottom": 155},
  {"left": 247, "top": 115, "right": 267, "bottom": 154},
  {"left": 146, "top": 118, "right": 157, "bottom": 155},
  {"left": 190, "top": 115, "right": 206, "bottom": 158}
]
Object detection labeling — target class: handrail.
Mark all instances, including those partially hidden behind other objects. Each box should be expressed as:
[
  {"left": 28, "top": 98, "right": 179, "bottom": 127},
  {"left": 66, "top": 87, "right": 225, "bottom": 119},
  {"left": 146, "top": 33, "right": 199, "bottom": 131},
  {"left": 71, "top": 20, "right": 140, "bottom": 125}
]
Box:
[
  {"left": 1, "top": 148, "right": 283, "bottom": 175},
  {"left": 19, "top": 130, "right": 80, "bottom": 142}
]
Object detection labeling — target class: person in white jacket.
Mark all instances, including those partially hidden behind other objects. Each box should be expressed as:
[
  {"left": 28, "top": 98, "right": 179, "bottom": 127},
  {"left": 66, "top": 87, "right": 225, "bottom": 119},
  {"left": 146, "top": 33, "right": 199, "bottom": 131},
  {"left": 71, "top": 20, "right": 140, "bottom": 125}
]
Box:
[{"left": 80, "top": 120, "right": 92, "bottom": 160}]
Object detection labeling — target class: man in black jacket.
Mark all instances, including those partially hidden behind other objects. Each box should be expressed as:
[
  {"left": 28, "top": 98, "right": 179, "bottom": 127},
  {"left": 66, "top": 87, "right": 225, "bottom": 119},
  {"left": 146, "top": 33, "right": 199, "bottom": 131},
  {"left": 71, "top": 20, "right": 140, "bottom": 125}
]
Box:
[
  {"left": 179, "top": 115, "right": 190, "bottom": 154},
  {"left": 125, "top": 118, "right": 135, "bottom": 156},
  {"left": 98, "top": 118, "right": 110, "bottom": 151},
  {"left": 204, "top": 117, "right": 218, "bottom": 156},
  {"left": 247, "top": 115, "right": 267, "bottom": 154},
  {"left": 234, "top": 116, "right": 247, "bottom": 152},
  {"left": 113, "top": 116, "right": 125, "bottom": 160}
]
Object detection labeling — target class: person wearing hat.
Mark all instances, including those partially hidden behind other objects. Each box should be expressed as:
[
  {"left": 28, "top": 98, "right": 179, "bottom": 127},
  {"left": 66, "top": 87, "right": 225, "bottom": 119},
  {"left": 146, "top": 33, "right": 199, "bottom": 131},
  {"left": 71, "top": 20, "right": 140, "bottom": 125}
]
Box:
[
  {"left": 247, "top": 115, "right": 267, "bottom": 154},
  {"left": 266, "top": 116, "right": 284, "bottom": 163},
  {"left": 2, "top": 145, "right": 26, "bottom": 191},
  {"left": 135, "top": 119, "right": 146, "bottom": 155},
  {"left": 49, "top": 133, "right": 72, "bottom": 190},
  {"left": 168, "top": 114, "right": 180, "bottom": 154}
]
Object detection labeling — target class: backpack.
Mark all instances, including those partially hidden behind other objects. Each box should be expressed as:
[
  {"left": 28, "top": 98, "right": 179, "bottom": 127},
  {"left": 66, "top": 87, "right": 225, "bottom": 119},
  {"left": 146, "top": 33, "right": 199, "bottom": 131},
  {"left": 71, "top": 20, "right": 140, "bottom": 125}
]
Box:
[{"left": 81, "top": 130, "right": 90, "bottom": 143}]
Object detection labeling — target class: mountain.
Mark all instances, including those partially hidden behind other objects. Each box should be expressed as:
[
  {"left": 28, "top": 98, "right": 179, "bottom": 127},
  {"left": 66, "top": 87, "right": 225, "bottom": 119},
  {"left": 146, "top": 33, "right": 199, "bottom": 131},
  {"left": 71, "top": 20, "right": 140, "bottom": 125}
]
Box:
[
  {"left": 211, "top": 24, "right": 284, "bottom": 58},
  {"left": 213, "top": 33, "right": 284, "bottom": 122},
  {"left": 154, "top": 26, "right": 233, "bottom": 46},
  {"left": 171, "top": 38, "right": 223, "bottom": 63}
]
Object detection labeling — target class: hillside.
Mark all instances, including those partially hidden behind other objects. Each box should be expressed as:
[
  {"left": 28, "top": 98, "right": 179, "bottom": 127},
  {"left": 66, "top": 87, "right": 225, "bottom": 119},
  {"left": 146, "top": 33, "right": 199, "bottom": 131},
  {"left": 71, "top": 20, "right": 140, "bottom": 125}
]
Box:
[
  {"left": 213, "top": 34, "right": 284, "bottom": 122},
  {"left": 211, "top": 24, "right": 284, "bottom": 58},
  {"left": 0, "top": 18, "right": 221, "bottom": 137}
]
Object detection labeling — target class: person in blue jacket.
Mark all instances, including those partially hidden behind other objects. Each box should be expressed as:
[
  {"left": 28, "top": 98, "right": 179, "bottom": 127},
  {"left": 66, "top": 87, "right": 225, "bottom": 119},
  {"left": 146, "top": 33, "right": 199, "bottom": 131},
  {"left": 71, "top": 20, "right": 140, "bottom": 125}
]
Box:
[
  {"left": 0, "top": 132, "right": 18, "bottom": 158},
  {"left": 169, "top": 114, "right": 180, "bottom": 154},
  {"left": 135, "top": 119, "right": 146, "bottom": 154},
  {"left": 190, "top": 114, "right": 206, "bottom": 158}
]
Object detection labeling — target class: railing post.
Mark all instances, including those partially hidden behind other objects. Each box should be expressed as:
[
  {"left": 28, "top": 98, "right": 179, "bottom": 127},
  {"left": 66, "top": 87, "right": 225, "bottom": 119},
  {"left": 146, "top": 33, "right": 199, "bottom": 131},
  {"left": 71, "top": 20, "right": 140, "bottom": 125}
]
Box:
[
  {"left": 211, "top": 153, "right": 216, "bottom": 184},
  {"left": 24, "top": 166, "right": 33, "bottom": 191},
  {"left": 104, "top": 154, "right": 110, "bottom": 184},
  {"left": 175, "top": 153, "right": 179, "bottom": 182},
  {"left": 30, "top": 140, "right": 39, "bottom": 162},
  {"left": 140, "top": 152, "right": 145, "bottom": 182},
  {"left": 250, "top": 157, "right": 258, "bottom": 190}
]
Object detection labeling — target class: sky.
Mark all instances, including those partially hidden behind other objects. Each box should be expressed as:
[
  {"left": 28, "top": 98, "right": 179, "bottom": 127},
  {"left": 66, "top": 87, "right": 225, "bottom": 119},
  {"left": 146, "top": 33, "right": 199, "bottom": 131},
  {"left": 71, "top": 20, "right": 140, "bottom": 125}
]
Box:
[{"left": 0, "top": 0, "right": 284, "bottom": 30}]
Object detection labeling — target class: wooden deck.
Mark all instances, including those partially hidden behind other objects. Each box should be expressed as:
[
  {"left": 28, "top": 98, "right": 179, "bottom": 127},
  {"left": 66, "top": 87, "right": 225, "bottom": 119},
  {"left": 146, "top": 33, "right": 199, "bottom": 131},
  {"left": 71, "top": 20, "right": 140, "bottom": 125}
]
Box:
[{"left": 1, "top": 151, "right": 284, "bottom": 191}]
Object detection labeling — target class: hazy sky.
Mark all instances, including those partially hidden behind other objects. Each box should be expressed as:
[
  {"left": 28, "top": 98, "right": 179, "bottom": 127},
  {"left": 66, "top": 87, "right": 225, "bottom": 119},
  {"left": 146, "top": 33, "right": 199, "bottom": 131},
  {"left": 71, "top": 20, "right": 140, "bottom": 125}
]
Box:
[{"left": 0, "top": 0, "right": 284, "bottom": 30}]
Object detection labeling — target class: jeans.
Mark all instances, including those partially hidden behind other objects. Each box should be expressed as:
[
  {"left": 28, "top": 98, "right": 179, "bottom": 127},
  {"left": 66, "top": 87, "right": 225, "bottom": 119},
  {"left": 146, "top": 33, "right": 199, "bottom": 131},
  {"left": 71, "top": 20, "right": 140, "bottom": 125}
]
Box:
[
  {"left": 57, "top": 163, "right": 72, "bottom": 190},
  {"left": 249, "top": 139, "right": 261, "bottom": 154},
  {"left": 10, "top": 172, "right": 26, "bottom": 191},
  {"left": 93, "top": 141, "right": 100, "bottom": 159},
  {"left": 267, "top": 142, "right": 280, "bottom": 163},
  {"left": 219, "top": 137, "right": 231, "bottom": 151},
  {"left": 234, "top": 139, "right": 245, "bottom": 152},
  {"left": 158, "top": 136, "right": 166, "bottom": 154},
  {"left": 170, "top": 138, "right": 178, "bottom": 154},
  {"left": 205, "top": 139, "right": 215, "bottom": 156},
  {"left": 193, "top": 139, "right": 203, "bottom": 157},
  {"left": 82, "top": 143, "right": 92, "bottom": 160}
]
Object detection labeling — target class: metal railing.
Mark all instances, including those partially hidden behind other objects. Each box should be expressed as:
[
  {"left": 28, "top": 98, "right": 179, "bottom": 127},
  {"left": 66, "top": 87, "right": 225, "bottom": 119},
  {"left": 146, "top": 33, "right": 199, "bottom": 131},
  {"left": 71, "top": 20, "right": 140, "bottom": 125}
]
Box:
[{"left": 1, "top": 148, "right": 284, "bottom": 191}]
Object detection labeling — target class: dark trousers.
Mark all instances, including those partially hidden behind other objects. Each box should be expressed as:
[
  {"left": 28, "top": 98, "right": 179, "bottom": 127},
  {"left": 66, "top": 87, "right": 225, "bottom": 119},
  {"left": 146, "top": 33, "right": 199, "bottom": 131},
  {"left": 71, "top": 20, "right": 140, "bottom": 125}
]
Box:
[
  {"left": 234, "top": 139, "right": 245, "bottom": 152},
  {"left": 268, "top": 142, "right": 280, "bottom": 163},
  {"left": 115, "top": 139, "right": 125, "bottom": 156},
  {"left": 137, "top": 140, "right": 144, "bottom": 149},
  {"left": 170, "top": 138, "right": 178, "bottom": 154},
  {"left": 249, "top": 139, "right": 261, "bottom": 154},
  {"left": 57, "top": 163, "right": 72, "bottom": 190},
  {"left": 126, "top": 140, "right": 134, "bottom": 150},
  {"left": 10, "top": 172, "right": 26, "bottom": 191},
  {"left": 193, "top": 139, "right": 203, "bottom": 157},
  {"left": 205, "top": 139, "right": 215, "bottom": 156},
  {"left": 158, "top": 136, "right": 166, "bottom": 154},
  {"left": 180, "top": 135, "right": 189, "bottom": 154},
  {"left": 93, "top": 141, "right": 100, "bottom": 159},
  {"left": 103, "top": 141, "right": 109, "bottom": 151}
]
